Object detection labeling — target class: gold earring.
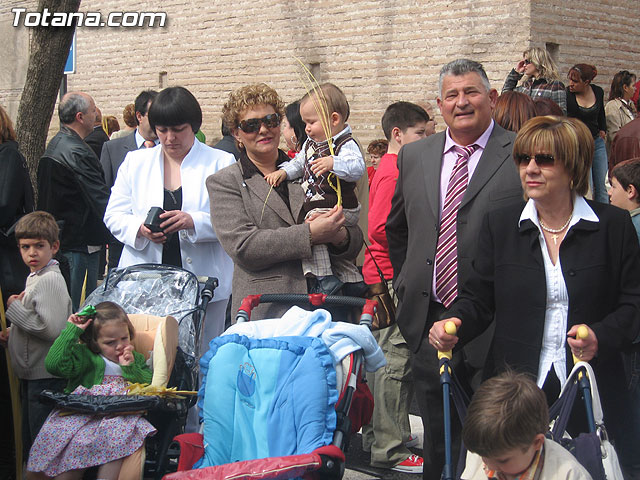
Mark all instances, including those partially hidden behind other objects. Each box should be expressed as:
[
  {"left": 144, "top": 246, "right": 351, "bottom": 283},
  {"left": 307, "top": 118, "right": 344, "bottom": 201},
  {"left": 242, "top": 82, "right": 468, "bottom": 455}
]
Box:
[
  {"left": 238, "top": 141, "right": 244, "bottom": 149},
  {"left": 570, "top": 179, "right": 574, "bottom": 190}
]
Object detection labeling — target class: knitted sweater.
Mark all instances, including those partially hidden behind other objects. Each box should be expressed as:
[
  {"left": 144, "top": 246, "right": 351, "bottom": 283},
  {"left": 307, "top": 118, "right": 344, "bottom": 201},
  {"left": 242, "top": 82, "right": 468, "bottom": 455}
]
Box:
[
  {"left": 6, "top": 264, "right": 71, "bottom": 379},
  {"left": 46, "top": 322, "right": 152, "bottom": 393}
]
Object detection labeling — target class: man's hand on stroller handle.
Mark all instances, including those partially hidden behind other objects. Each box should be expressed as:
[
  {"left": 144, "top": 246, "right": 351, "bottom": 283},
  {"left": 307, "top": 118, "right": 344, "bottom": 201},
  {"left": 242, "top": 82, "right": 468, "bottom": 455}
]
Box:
[{"left": 429, "top": 318, "right": 461, "bottom": 352}]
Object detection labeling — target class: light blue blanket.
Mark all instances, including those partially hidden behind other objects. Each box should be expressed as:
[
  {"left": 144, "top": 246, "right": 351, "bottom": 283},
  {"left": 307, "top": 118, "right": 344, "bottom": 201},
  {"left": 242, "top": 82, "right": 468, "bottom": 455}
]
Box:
[{"left": 197, "top": 334, "right": 338, "bottom": 468}]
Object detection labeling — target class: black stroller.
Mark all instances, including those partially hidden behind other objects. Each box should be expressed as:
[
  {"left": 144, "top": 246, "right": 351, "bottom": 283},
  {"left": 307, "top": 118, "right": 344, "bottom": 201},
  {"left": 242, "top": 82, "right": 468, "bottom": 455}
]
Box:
[{"left": 42, "top": 263, "right": 217, "bottom": 479}]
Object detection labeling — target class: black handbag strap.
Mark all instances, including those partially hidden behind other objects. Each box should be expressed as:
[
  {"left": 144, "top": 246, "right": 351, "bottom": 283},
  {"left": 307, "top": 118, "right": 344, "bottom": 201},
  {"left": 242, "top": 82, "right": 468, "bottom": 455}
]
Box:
[
  {"left": 364, "top": 243, "right": 388, "bottom": 284},
  {"left": 549, "top": 375, "right": 580, "bottom": 441}
]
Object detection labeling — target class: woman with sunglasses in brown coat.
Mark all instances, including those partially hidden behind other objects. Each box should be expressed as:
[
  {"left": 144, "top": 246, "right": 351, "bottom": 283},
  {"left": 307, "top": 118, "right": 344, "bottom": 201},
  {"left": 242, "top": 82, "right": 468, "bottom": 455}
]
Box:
[{"left": 206, "top": 84, "right": 363, "bottom": 321}]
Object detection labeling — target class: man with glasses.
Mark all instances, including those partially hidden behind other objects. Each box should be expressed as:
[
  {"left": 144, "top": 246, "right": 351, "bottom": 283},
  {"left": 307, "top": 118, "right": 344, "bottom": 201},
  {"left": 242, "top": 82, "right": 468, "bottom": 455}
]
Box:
[
  {"left": 386, "top": 59, "right": 522, "bottom": 480},
  {"left": 100, "top": 90, "right": 158, "bottom": 270}
]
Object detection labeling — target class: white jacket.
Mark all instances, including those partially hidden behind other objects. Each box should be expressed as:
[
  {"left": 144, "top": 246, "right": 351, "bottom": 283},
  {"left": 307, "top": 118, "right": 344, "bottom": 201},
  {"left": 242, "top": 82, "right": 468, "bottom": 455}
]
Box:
[{"left": 104, "top": 140, "right": 235, "bottom": 300}]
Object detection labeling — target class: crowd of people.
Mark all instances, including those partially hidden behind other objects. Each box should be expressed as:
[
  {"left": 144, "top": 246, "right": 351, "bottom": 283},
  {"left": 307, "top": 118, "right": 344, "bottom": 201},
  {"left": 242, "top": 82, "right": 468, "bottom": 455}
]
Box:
[{"left": 0, "top": 52, "right": 640, "bottom": 480}]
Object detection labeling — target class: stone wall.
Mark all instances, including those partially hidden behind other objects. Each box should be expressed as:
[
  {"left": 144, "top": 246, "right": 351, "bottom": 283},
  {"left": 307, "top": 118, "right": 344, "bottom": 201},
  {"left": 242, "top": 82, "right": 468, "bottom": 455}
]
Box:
[{"left": 2, "top": 0, "right": 639, "bottom": 148}]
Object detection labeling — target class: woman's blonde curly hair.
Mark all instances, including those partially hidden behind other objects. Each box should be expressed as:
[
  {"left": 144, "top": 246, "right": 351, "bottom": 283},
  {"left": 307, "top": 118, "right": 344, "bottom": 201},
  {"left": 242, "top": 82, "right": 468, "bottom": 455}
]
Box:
[{"left": 222, "top": 83, "right": 285, "bottom": 132}]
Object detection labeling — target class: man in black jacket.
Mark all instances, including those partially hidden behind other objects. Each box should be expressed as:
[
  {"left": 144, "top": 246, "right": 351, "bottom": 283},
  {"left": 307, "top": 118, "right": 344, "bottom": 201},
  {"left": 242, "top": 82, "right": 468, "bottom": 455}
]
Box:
[{"left": 37, "top": 91, "right": 110, "bottom": 310}]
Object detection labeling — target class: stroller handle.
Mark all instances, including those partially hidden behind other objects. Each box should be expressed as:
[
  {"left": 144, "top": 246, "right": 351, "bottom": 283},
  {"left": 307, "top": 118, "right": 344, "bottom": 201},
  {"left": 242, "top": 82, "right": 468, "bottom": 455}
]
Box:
[
  {"left": 437, "top": 321, "right": 457, "bottom": 361},
  {"left": 571, "top": 324, "right": 589, "bottom": 366},
  {"left": 236, "top": 294, "right": 377, "bottom": 327}
]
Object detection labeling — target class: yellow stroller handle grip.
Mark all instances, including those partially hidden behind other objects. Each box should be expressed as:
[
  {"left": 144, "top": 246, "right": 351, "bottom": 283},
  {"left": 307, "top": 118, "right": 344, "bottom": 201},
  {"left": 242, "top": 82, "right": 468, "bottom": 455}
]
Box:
[
  {"left": 437, "top": 321, "right": 458, "bottom": 361},
  {"left": 572, "top": 324, "right": 589, "bottom": 365}
]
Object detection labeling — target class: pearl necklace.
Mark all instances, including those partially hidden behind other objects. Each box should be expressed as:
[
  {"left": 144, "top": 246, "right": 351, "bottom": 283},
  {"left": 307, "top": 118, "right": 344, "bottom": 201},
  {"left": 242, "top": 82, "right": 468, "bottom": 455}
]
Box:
[{"left": 539, "top": 215, "right": 572, "bottom": 245}]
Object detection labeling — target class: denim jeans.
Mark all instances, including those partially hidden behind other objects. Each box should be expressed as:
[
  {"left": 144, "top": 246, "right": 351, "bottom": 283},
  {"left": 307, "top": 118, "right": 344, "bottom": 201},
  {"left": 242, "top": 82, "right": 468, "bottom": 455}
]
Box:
[
  {"left": 590, "top": 136, "right": 609, "bottom": 203},
  {"left": 62, "top": 250, "right": 100, "bottom": 311}
]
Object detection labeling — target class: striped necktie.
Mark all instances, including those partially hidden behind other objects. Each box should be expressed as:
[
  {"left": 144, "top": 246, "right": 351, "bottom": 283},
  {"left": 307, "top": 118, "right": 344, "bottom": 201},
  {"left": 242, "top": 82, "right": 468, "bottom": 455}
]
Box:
[
  {"left": 143, "top": 140, "right": 156, "bottom": 148},
  {"left": 435, "top": 144, "right": 478, "bottom": 308}
]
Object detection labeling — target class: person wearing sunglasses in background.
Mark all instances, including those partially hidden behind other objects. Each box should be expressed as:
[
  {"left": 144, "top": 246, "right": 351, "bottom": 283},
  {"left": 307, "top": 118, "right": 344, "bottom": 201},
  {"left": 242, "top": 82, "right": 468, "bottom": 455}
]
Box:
[
  {"left": 429, "top": 116, "right": 640, "bottom": 479},
  {"left": 207, "top": 83, "right": 363, "bottom": 320},
  {"left": 502, "top": 47, "right": 567, "bottom": 115},
  {"left": 104, "top": 86, "right": 235, "bottom": 348}
]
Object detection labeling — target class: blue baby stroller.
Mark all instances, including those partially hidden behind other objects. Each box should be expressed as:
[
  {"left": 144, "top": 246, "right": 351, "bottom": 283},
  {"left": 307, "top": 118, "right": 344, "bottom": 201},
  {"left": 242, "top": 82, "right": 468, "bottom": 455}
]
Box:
[{"left": 166, "top": 293, "right": 381, "bottom": 480}]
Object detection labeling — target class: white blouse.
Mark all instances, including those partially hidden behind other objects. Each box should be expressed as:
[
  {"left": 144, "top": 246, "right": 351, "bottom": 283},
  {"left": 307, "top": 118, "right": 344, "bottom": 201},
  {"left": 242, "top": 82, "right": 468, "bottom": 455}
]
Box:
[{"left": 518, "top": 196, "right": 599, "bottom": 388}]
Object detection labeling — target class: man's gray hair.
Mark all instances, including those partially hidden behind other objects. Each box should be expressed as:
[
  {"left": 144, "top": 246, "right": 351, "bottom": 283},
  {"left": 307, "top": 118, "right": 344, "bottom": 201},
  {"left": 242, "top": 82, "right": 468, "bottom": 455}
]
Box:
[
  {"left": 439, "top": 59, "right": 492, "bottom": 96},
  {"left": 58, "top": 92, "right": 91, "bottom": 125}
]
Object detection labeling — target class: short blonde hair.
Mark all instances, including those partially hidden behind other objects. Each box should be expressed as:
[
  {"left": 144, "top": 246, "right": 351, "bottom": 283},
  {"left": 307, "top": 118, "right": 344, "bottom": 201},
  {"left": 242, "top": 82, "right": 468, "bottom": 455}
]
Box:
[
  {"left": 301, "top": 83, "right": 350, "bottom": 122},
  {"left": 222, "top": 83, "right": 285, "bottom": 131},
  {"left": 513, "top": 116, "right": 593, "bottom": 197},
  {"left": 524, "top": 47, "right": 560, "bottom": 81}
]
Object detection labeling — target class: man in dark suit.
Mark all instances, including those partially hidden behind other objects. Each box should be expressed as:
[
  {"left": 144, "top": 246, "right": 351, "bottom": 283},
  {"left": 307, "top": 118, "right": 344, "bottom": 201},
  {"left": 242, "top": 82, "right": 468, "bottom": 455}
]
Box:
[
  {"left": 84, "top": 107, "right": 110, "bottom": 159},
  {"left": 213, "top": 120, "right": 241, "bottom": 159},
  {"left": 100, "top": 90, "right": 158, "bottom": 269},
  {"left": 386, "top": 59, "right": 522, "bottom": 479}
]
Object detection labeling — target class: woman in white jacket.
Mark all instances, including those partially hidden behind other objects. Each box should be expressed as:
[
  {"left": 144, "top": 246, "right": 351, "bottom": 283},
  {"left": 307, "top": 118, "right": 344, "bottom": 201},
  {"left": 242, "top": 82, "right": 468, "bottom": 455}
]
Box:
[{"left": 104, "top": 86, "right": 235, "bottom": 344}]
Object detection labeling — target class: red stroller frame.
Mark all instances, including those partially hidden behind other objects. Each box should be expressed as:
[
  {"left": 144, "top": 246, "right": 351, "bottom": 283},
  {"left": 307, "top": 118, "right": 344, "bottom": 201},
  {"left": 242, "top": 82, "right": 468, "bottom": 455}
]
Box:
[{"left": 166, "top": 293, "right": 378, "bottom": 480}]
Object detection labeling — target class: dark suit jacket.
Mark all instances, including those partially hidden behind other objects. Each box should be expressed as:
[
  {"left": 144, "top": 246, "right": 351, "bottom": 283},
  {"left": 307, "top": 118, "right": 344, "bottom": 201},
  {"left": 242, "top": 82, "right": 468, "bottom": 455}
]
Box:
[
  {"left": 386, "top": 123, "right": 522, "bottom": 352},
  {"left": 447, "top": 200, "right": 640, "bottom": 431},
  {"left": 84, "top": 126, "right": 110, "bottom": 160},
  {"left": 100, "top": 131, "right": 137, "bottom": 188},
  {"left": 213, "top": 135, "right": 241, "bottom": 160}
]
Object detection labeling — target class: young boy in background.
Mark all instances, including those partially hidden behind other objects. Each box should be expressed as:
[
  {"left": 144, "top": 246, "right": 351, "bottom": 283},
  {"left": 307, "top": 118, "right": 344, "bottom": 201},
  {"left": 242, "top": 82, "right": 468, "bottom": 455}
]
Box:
[
  {"left": 266, "top": 83, "right": 365, "bottom": 294},
  {"left": 608, "top": 157, "right": 640, "bottom": 241},
  {"left": 361, "top": 101, "right": 430, "bottom": 473},
  {"left": 0, "top": 211, "right": 71, "bottom": 452},
  {"left": 461, "top": 372, "right": 591, "bottom": 480}
]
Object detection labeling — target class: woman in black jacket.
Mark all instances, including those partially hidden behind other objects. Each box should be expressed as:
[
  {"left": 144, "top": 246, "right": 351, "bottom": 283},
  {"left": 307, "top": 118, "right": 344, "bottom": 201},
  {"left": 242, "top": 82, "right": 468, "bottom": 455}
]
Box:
[{"left": 566, "top": 64, "right": 608, "bottom": 204}]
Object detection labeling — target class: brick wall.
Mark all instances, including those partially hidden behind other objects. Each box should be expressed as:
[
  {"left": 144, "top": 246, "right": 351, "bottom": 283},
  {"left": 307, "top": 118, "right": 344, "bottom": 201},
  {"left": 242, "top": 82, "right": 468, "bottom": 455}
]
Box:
[{"left": 2, "top": 0, "right": 639, "bottom": 148}]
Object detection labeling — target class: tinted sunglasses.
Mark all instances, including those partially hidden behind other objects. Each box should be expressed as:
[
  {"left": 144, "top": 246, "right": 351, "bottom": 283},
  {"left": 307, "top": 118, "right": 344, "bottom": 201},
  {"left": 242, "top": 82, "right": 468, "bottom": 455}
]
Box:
[
  {"left": 238, "top": 113, "right": 280, "bottom": 133},
  {"left": 515, "top": 153, "right": 555, "bottom": 167},
  {"left": 523, "top": 59, "right": 532, "bottom": 65}
]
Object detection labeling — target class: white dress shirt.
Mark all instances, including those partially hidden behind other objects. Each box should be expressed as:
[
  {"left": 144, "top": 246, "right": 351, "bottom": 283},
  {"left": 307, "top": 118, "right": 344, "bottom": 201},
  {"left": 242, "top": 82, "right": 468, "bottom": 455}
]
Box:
[{"left": 518, "top": 196, "right": 599, "bottom": 387}]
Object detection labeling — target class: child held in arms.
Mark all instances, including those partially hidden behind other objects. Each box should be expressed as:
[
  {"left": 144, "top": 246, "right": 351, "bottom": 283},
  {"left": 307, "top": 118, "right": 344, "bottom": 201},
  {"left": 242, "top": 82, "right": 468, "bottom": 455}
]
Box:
[{"left": 266, "top": 83, "right": 365, "bottom": 295}]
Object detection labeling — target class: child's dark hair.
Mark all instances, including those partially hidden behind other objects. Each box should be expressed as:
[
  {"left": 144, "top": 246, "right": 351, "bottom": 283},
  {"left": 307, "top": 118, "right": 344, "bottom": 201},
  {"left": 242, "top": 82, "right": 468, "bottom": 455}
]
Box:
[
  {"left": 367, "top": 139, "right": 389, "bottom": 157},
  {"left": 611, "top": 157, "right": 640, "bottom": 203},
  {"left": 301, "top": 83, "right": 350, "bottom": 122},
  {"left": 15, "top": 211, "right": 59, "bottom": 246},
  {"left": 381, "top": 102, "right": 429, "bottom": 140},
  {"left": 80, "top": 301, "right": 135, "bottom": 354},
  {"left": 462, "top": 371, "right": 548, "bottom": 457}
]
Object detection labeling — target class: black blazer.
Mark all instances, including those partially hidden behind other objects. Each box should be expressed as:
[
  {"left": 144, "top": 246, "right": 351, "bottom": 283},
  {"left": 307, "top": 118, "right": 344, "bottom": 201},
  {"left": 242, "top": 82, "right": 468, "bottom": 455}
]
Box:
[{"left": 447, "top": 200, "right": 640, "bottom": 431}]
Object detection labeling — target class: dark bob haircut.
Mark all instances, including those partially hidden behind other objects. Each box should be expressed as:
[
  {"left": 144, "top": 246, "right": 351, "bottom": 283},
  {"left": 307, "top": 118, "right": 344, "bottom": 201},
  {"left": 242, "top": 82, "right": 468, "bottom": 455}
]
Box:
[
  {"left": 285, "top": 101, "right": 308, "bottom": 151},
  {"left": 148, "top": 86, "right": 202, "bottom": 133}
]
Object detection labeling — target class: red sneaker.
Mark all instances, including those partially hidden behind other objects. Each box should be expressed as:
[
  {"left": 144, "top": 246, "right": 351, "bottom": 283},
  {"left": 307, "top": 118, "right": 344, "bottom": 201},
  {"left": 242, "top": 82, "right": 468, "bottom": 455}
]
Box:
[{"left": 391, "top": 454, "right": 424, "bottom": 473}]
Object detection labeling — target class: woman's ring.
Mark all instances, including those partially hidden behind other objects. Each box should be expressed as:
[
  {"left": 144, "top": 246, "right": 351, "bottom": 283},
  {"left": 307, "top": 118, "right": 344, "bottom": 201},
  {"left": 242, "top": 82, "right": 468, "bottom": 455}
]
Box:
[
  {"left": 578, "top": 349, "right": 583, "bottom": 357},
  {"left": 435, "top": 339, "right": 441, "bottom": 347}
]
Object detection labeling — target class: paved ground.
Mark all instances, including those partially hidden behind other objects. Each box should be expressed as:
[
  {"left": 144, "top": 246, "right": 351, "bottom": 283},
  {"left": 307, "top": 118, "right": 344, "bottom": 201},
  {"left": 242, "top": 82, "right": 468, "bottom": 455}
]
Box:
[{"left": 344, "top": 414, "right": 424, "bottom": 480}]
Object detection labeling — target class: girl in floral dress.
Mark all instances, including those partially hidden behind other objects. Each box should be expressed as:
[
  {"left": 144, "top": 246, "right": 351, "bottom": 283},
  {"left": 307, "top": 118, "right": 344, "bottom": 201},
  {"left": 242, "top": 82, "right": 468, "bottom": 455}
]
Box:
[{"left": 28, "top": 301, "right": 156, "bottom": 479}]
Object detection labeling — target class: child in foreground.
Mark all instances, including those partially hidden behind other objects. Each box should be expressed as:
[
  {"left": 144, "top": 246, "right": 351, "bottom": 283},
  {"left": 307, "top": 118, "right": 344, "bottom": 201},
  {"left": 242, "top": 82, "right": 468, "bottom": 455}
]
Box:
[
  {"left": 461, "top": 371, "right": 592, "bottom": 480},
  {"left": 27, "top": 301, "right": 156, "bottom": 480},
  {"left": 266, "top": 83, "right": 365, "bottom": 295},
  {"left": 0, "top": 211, "right": 71, "bottom": 452}
]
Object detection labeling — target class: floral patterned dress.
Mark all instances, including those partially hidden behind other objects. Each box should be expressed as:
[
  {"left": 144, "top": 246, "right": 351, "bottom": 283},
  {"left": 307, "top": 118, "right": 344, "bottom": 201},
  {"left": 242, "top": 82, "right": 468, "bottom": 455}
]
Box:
[{"left": 28, "top": 356, "right": 156, "bottom": 477}]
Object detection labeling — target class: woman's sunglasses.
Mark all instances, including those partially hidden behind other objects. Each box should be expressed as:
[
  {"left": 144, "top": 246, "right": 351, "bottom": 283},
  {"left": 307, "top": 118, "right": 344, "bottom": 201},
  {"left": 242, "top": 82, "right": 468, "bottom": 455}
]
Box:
[
  {"left": 523, "top": 59, "right": 532, "bottom": 65},
  {"left": 238, "top": 113, "right": 281, "bottom": 133},
  {"left": 515, "top": 153, "right": 555, "bottom": 167}
]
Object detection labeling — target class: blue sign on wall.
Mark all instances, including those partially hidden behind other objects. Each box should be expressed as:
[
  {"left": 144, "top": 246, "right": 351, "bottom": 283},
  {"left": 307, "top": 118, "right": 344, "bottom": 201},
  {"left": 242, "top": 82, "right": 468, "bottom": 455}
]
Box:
[{"left": 64, "top": 32, "right": 76, "bottom": 74}]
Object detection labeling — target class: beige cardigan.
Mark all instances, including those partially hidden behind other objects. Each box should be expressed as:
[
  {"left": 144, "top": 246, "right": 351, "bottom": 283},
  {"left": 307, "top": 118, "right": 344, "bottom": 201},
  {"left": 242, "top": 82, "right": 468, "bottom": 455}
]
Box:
[{"left": 605, "top": 98, "right": 636, "bottom": 148}]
